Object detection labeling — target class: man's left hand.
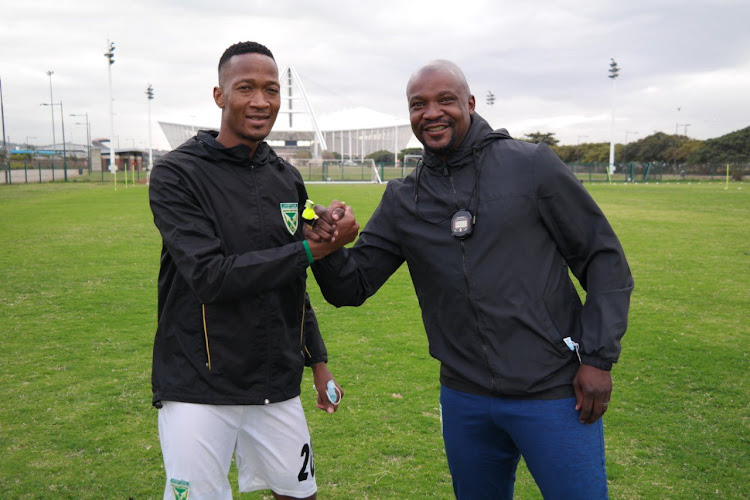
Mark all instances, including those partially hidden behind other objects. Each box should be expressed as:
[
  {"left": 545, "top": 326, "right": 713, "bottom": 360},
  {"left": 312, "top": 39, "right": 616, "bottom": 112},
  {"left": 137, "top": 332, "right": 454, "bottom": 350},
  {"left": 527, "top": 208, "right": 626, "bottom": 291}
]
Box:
[
  {"left": 573, "top": 364, "right": 612, "bottom": 424},
  {"left": 311, "top": 362, "right": 344, "bottom": 414}
]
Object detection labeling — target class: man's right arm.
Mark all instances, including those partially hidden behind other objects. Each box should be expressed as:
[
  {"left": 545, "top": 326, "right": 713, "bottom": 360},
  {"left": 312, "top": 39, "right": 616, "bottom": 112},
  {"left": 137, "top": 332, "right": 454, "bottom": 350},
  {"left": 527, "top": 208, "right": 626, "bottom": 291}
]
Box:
[{"left": 310, "top": 185, "right": 405, "bottom": 307}]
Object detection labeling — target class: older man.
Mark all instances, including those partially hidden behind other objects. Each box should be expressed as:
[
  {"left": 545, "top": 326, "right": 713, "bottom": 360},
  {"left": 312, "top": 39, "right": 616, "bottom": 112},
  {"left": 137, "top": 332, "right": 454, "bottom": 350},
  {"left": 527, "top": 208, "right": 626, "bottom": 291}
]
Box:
[{"left": 312, "top": 60, "right": 633, "bottom": 499}]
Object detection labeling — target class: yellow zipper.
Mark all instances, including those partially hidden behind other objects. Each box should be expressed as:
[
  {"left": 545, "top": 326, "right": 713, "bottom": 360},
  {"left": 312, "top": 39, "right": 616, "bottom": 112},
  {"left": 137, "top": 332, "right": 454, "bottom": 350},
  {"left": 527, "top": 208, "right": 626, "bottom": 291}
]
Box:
[
  {"left": 202, "top": 304, "right": 212, "bottom": 370},
  {"left": 301, "top": 291, "right": 311, "bottom": 358}
]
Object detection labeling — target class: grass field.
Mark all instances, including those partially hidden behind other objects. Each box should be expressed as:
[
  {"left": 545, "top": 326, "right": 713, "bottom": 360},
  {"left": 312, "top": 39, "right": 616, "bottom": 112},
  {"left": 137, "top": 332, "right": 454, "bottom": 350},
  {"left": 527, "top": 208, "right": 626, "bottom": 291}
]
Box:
[{"left": 0, "top": 181, "right": 747, "bottom": 499}]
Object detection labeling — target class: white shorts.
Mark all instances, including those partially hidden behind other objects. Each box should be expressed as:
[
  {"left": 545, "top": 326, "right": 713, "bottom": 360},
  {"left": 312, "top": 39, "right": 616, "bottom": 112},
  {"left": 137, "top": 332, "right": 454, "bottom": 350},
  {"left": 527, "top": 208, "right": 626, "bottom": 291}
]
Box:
[{"left": 158, "top": 398, "right": 317, "bottom": 499}]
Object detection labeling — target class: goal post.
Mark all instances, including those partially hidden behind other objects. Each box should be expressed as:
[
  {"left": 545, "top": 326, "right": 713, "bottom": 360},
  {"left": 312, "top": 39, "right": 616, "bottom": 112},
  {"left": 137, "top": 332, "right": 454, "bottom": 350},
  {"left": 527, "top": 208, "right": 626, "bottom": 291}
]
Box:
[{"left": 291, "top": 158, "right": 383, "bottom": 184}]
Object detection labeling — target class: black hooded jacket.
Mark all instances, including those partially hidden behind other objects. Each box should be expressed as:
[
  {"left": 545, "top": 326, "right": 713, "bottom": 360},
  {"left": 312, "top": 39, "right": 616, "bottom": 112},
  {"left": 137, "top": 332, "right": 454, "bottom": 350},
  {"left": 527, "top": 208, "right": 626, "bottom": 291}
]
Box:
[
  {"left": 148, "top": 130, "right": 326, "bottom": 406},
  {"left": 313, "top": 114, "right": 633, "bottom": 399}
]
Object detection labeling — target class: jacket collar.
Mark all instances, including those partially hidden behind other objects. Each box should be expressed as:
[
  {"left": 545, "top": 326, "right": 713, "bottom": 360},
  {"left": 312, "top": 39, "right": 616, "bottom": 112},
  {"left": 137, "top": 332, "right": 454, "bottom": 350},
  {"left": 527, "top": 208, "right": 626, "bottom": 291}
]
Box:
[{"left": 192, "top": 130, "right": 277, "bottom": 167}]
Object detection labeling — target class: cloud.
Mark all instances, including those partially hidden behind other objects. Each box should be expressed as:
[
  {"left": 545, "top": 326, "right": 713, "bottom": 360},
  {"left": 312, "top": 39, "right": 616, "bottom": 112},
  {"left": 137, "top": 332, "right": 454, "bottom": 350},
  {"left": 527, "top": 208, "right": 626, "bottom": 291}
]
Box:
[{"left": 1, "top": 0, "right": 748, "bottom": 150}]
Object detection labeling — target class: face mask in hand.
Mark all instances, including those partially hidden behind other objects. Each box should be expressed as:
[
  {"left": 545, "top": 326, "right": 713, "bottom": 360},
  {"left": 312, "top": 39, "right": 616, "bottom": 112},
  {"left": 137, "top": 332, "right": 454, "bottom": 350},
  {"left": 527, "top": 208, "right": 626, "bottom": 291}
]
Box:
[{"left": 326, "top": 379, "right": 341, "bottom": 405}]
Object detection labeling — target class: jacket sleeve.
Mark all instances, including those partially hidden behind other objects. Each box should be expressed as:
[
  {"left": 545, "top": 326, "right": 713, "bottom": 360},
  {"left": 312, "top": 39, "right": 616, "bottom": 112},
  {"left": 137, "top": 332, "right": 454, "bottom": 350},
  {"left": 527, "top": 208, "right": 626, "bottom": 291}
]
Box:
[
  {"left": 312, "top": 182, "right": 405, "bottom": 307},
  {"left": 149, "top": 162, "right": 310, "bottom": 304},
  {"left": 534, "top": 143, "right": 634, "bottom": 370},
  {"left": 302, "top": 292, "right": 328, "bottom": 366}
]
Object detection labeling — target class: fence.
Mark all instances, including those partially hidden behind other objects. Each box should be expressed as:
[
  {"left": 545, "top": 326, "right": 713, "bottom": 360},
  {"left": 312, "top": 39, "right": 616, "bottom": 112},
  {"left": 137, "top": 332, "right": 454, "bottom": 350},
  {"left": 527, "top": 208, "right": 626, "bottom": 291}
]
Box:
[
  {"left": 3, "top": 157, "right": 745, "bottom": 186},
  {"left": 565, "top": 162, "right": 747, "bottom": 183},
  {"left": 1, "top": 158, "right": 148, "bottom": 185}
]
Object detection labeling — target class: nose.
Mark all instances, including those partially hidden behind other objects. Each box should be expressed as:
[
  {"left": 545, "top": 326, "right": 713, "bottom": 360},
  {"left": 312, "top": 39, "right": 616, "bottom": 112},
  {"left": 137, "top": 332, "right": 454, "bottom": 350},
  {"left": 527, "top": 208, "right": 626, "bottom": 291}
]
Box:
[
  {"left": 248, "top": 90, "right": 270, "bottom": 109},
  {"left": 422, "top": 101, "right": 442, "bottom": 120}
]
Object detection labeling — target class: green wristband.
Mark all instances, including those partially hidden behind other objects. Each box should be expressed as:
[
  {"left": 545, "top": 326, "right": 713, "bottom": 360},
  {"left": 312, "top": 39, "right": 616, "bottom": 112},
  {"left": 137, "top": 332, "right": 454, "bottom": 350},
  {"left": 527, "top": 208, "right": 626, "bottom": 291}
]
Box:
[{"left": 302, "top": 240, "right": 314, "bottom": 264}]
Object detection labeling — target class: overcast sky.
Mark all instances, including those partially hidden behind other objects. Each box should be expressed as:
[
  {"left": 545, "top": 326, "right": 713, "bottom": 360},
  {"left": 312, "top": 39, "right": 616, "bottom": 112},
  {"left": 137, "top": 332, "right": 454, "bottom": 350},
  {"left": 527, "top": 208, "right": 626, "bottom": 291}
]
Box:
[{"left": 2, "top": 0, "right": 748, "bottom": 151}]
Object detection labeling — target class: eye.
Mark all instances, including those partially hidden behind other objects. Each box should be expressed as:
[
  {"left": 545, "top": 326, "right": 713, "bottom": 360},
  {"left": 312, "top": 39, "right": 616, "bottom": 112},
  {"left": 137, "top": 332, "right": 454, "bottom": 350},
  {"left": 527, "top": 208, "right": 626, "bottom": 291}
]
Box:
[
  {"left": 267, "top": 87, "right": 280, "bottom": 95},
  {"left": 410, "top": 102, "right": 424, "bottom": 110}
]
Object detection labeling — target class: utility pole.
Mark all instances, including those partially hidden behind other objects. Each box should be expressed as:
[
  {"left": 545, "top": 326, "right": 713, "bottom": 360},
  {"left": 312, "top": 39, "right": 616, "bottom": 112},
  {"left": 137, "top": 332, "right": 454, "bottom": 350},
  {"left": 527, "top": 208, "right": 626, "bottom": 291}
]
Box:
[
  {"left": 71, "top": 112, "right": 91, "bottom": 172},
  {"left": 46, "top": 71, "right": 56, "bottom": 158},
  {"left": 104, "top": 40, "right": 117, "bottom": 189},
  {"left": 41, "top": 102, "right": 67, "bottom": 180},
  {"left": 608, "top": 58, "right": 620, "bottom": 176},
  {"left": 0, "top": 75, "right": 7, "bottom": 184},
  {"left": 60, "top": 102, "right": 67, "bottom": 180},
  {"left": 146, "top": 84, "right": 154, "bottom": 185}
]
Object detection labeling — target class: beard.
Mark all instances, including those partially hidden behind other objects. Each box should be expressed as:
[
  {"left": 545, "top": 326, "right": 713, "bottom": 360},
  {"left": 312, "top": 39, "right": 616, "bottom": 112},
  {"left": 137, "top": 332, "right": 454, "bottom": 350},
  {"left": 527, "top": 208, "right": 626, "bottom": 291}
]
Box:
[{"left": 419, "top": 119, "right": 458, "bottom": 158}]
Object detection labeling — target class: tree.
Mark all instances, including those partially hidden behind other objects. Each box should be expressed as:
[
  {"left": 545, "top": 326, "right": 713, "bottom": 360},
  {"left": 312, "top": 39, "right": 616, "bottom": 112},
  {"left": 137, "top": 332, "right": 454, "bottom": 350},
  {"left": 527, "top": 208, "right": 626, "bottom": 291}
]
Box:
[
  {"left": 522, "top": 131, "right": 559, "bottom": 146},
  {"left": 687, "top": 126, "right": 750, "bottom": 164},
  {"left": 366, "top": 150, "right": 394, "bottom": 164}
]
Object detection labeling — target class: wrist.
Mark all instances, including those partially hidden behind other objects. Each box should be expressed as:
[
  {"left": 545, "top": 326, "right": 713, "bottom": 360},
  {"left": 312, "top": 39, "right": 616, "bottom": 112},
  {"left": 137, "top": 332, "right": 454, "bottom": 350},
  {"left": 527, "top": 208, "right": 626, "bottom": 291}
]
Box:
[
  {"left": 301, "top": 240, "right": 314, "bottom": 264},
  {"left": 311, "top": 361, "right": 330, "bottom": 377},
  {"left": 306, "top": 239, "right": 334, "bottom": 261}
]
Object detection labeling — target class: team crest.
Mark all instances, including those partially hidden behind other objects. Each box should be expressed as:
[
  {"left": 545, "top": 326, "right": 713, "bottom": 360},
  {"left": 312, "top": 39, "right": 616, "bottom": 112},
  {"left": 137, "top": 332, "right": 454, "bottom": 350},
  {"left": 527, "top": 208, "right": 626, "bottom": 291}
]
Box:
[
  {"left": 170, "top": 478, "right": 190, "bottom": 500},
  {"left": 280, "top": 202, "right": 299, "bottom": 235}
]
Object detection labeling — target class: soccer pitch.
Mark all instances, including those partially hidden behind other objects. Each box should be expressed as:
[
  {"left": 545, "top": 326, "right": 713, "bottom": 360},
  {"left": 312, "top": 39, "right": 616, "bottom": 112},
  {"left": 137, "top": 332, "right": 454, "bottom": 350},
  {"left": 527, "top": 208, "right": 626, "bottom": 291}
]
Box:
[{"left": 0, "top": 181, "right": 747, "bottom": 498}]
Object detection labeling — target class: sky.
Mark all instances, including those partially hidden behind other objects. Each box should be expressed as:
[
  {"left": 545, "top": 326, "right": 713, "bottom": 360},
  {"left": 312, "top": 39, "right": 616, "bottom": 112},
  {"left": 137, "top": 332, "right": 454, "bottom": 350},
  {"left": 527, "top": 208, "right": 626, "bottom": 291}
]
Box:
[{"left": 1, "top": 0, "right": 749, "bottom": 152}]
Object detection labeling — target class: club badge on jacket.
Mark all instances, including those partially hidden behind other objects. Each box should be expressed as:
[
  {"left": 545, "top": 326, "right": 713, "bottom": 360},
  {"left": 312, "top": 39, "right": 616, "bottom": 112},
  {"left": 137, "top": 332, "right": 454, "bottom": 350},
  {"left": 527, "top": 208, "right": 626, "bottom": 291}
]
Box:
[{"left": 280, "top": 202, "right": 299, "bottom": 235}]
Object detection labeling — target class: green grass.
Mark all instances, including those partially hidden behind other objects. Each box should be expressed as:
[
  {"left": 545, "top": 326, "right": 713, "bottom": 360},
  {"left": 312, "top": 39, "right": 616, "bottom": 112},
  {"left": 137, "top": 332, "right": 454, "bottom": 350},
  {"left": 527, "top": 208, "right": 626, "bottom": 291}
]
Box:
[{"left": 0, "top": 181, "right": 747, "bottom": 498}]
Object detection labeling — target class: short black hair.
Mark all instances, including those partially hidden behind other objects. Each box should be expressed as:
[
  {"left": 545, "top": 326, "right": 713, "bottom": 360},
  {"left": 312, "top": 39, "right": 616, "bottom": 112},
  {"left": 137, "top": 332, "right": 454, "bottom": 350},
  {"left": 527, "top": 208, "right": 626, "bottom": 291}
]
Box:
[{"left": 218, "top": 41, "right": 275, "bottom": 77}]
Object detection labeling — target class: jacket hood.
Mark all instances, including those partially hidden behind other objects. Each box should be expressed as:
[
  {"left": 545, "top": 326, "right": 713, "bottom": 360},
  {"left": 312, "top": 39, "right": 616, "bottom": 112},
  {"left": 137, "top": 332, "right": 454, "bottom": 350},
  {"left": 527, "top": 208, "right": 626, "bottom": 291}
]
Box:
[
  {"left": 174, "top": 129, "right": 279, "bottom": 168},
  {"left": 422, "top": 113, "right": 511, "bottom": 172}
]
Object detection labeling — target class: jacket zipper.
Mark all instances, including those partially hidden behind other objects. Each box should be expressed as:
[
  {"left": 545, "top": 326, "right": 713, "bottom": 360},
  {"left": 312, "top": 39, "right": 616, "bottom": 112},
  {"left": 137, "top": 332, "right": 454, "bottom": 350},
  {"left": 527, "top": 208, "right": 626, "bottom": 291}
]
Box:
[
  {"left": 250, "top": 161, "right": 272, "bottom": 397},
  {"left": 448, "top": 170, "right": 496, "bottom": 392},
  {"left": 300, "top": 289, "right": 311, "bottom": 358},
  {"left": 202, "top": 304, "right": 212, "bottom": 370}
]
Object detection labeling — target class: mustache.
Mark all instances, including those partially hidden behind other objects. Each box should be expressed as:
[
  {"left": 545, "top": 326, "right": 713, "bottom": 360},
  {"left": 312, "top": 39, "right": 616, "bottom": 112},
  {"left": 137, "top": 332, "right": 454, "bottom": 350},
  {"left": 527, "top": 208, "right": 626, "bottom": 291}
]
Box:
[{"left": 420, "top": 118, "right": 454, "bottom": 132}]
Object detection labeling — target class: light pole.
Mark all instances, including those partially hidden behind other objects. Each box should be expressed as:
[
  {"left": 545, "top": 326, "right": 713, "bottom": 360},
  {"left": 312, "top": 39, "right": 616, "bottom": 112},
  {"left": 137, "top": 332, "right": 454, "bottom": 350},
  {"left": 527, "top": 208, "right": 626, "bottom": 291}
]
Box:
[
  {"left": 26, "top": 136, "right": 37, "bottom": 149},
  {"left": 146, "top": 84, "right": 154, "bottom": 185},
  {"left": 104, "top": 40, "right": 117, "bottom": 188},
  {"left": 41, "top": 101, "right": 67, "bottom": 180},
  {"left": 625, "top": 130, "right": 638, "bottom": 145},
  {"left": 46, "top": 71, "right": 56, "bottom": 157},
  {"left": 1, "top": 75, "right": 7, "bottom": 183},
  {"left": 608, "top": 58, "right": 619, "bottom": 178},
  {"left": 71, "top": 113, "right": 91, "bottom": 172}
]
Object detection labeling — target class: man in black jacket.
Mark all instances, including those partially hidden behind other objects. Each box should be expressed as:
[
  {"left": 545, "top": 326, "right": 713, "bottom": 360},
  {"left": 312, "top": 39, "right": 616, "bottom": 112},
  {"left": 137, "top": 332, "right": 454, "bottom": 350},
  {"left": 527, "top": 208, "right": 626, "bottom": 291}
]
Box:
[
  {"left": 148, "top": 41, "right": 357, "bottom": 500},
  {"left": 312, "top": 60, "right": 633, "bottom": 499}
]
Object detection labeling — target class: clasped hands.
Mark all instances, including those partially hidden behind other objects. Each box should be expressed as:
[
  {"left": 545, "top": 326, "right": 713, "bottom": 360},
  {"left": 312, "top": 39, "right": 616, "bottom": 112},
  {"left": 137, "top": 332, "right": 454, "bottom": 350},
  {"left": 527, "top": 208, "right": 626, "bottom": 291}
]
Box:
[{"left": 304, "top": 200, "right": 360, "bottom": 260}]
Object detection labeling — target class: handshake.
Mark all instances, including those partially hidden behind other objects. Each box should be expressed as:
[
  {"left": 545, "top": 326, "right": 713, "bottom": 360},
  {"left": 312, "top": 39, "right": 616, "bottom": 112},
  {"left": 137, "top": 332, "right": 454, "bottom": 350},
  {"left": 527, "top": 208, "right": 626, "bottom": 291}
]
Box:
[{"left": 303, "top": 200, "right": 360, "bottom": 261}]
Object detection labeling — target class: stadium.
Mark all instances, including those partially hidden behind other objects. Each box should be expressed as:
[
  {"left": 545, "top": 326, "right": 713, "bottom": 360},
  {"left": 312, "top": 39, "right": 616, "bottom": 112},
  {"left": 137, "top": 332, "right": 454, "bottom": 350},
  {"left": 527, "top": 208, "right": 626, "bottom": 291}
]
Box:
[{"left": 158, "top": 67, "right": 418, "bottom": 184}]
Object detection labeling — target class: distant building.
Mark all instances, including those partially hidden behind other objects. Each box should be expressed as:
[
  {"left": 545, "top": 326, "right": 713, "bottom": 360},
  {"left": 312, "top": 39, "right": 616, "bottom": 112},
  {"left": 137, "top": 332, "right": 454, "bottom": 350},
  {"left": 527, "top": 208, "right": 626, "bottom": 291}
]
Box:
[
  {"left": 92, "top": 139, "right": 167, "bottom": 171},
  {"left": 159, "top": 67, "right": 417, "bottom": 163}
]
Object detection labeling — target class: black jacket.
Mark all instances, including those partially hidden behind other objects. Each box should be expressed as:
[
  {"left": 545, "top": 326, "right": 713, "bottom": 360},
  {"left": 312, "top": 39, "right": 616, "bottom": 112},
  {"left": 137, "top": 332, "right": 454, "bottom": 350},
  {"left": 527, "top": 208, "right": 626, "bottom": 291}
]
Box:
[
  {"left": 314, "top": 114, "right": 633, "bottom": 399},
  {"left": 149, "top": 130, "right": 327, "bottom": 406}
]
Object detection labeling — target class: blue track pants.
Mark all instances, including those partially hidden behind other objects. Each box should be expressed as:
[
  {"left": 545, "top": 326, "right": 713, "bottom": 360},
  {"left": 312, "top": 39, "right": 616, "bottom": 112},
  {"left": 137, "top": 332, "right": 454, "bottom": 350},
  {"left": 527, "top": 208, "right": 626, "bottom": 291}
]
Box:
[{"left": 440, "top": 386, "right": 608, "bottom": 499}]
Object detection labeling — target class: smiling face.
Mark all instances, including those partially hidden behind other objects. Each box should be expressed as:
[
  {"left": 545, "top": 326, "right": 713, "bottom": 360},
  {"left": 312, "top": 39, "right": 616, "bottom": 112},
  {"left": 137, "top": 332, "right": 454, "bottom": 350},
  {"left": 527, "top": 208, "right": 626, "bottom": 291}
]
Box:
[
  {"left": 407, "top": 63, "right": 475, "bottom": 160},
  {"left": 213, "top": 52, "right": 280, "bottom": 156}
]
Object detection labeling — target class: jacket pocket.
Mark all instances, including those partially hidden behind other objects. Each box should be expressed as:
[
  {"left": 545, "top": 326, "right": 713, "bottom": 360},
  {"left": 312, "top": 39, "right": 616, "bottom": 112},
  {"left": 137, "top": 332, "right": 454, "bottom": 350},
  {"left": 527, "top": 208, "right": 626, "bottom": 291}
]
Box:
[
  {"left": 540, "top": 285, "right": 583, "bottom": 356},
  {"left": 533, "top": 297, "right": 575, "bottom": 356}
]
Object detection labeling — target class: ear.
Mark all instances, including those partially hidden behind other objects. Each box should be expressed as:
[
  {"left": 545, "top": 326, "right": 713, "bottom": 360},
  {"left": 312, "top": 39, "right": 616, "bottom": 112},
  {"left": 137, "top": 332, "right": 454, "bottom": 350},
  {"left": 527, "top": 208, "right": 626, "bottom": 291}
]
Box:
[
  {"left": 468, "top": 94, "right": 476, "bottom": 115},
  {"left": 213, "top": 86, "right": 224, "bottom": 109}
]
